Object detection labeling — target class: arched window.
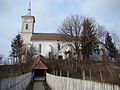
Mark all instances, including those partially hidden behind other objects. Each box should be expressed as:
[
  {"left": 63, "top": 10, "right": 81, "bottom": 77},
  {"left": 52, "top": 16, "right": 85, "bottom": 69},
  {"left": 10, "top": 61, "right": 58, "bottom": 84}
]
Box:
[
  {"left": 25, "top": 24, "right": 29, "bottom": 30},
  {"left": 58, "top": 43, "right": 60, "bottom": 51},
  {"left": 39, "top": 44, "right": 42, "bottom": 54}
]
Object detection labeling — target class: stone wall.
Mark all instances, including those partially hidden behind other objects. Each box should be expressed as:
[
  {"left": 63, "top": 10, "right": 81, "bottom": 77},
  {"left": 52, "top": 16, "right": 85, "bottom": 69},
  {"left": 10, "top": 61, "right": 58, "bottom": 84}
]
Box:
[
  {"left": 46, "top": 73, "right": 120, "bottom": 90},
  {"left": 0, "top": 72, "right": 32, "bottom": 90}
]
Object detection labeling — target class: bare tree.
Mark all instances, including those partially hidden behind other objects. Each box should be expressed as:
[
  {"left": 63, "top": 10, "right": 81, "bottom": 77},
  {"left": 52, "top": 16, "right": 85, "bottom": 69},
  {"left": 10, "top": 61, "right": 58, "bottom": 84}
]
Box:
[
  {"left": 95, "top": 25, "right": 108, "bottom": 43},
  {"left": 58, "top": 15, "right": 83, "bottom": 60},
  {"left": 0, "top": 54, "right": 3, "bottom": 64},
  {"left": 24, "top": 45, "right": 37, "bottom": 64}
]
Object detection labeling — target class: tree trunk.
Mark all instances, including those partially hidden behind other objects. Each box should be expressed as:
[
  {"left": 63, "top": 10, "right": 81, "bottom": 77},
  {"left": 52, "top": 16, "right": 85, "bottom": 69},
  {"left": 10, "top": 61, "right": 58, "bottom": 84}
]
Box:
[
  {"left": 60, "top": 70, "right": 62, "bottom": 76},
  {"left": 83, "top": 69, "right": 85, "bottom": 79},
  {"left": 67, "top": 71, "right": 69, "bottom": 77},
  {"left": 99, "top": 70, "right": 103, "bottom": 82},
  {"left": 89, "top": 69, "right": 92, "bottom": 79}
]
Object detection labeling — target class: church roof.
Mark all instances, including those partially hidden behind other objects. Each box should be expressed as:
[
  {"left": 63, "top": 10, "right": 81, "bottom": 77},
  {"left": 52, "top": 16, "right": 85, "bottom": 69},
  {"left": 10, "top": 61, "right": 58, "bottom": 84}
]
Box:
[
  {"left": 31, "top": 33, "right": 100, "bottom": 43},
  {"left": 31, "top": 33, "right": 66, "bottom": 40}
]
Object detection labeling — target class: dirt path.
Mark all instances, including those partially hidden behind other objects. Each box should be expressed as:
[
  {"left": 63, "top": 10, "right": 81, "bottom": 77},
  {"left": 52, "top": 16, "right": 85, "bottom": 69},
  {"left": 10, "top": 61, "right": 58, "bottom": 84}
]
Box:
[{"left": 33, "top": 77, "right": 45, "bottom": 90}]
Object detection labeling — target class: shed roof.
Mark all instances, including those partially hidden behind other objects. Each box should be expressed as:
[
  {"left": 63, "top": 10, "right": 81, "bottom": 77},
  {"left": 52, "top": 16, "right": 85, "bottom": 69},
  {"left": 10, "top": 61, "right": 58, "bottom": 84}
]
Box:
[{"left": 32, "top": 55, "right": 48, "bottom": 70}]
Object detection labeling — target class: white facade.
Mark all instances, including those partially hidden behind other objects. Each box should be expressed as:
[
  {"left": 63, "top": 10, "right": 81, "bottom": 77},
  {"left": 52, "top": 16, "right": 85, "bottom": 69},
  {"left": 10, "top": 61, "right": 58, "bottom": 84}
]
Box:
[{"left": 31, "top": 40, "right": 73, "bottom": 59}]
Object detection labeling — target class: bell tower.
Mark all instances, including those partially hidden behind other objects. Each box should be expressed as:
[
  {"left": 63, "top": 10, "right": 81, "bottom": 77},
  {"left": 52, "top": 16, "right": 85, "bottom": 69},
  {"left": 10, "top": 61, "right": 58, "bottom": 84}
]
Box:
[{"left": 21, "top": 2, "right": 35, "bottom": 46}]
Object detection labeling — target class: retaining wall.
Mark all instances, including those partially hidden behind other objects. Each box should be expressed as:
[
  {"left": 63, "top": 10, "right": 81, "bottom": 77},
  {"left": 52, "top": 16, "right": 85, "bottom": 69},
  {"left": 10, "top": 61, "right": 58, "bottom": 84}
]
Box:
[
  {"left": 46, "top": 73, "right": 120, "bottom": 90},
  {"left": 0, "top": 72, "right": 32, "bottom": 90}
]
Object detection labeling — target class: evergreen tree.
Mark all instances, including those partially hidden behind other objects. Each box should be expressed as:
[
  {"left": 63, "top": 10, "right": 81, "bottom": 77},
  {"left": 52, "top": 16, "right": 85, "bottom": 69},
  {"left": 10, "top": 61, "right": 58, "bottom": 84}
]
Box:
[
  {"left": 81, "top": 18, "right": 99, "bottom": 60},
  {"left": 105, "top": 33, "right": 118, "bottom": 60},
  {"left": 11, "top": 34, "right": 24, "bottom": 61},
  {"left": 10, "top": 34, "right": 25, "bottom": 73}
]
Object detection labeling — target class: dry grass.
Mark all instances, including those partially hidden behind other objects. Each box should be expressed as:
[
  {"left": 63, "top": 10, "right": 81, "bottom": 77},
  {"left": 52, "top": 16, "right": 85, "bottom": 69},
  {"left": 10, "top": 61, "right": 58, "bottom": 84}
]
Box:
[
  {"left": 42, "top": 58, "right": 120, "bottom": 85},
  {"left": 0, "top": 64, "right": 32, "bottom": 79}
]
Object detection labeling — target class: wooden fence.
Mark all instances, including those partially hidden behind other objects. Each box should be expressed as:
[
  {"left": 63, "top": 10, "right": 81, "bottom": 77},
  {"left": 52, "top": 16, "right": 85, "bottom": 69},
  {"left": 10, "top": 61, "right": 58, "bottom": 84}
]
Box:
[
  {"left": 46, "top": 73, "right": 120, "bottom": 90},
  {"left": 0, "top": 72, "right": 32, "bottom": 90}
]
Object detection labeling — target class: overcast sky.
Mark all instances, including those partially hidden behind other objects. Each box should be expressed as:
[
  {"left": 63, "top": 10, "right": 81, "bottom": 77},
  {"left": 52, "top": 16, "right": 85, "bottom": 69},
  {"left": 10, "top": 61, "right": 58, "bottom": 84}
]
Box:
[{"left": 0, "top": 0, "right": 120, "bottom": 57}]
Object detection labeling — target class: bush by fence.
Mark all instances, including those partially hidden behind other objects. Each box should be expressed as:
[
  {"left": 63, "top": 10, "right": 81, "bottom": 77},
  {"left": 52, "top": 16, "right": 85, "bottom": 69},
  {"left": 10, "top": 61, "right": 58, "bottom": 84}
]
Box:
[
  {"left": 0, "top": 72, "right": 32, "bottom": 90},
  {"left": 46, "top": 73, "right": 120, "bottom": 90}
]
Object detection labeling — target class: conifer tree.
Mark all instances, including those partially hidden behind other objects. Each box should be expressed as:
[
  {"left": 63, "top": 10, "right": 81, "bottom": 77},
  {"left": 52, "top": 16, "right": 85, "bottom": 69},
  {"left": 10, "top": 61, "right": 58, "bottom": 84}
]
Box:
[
  {"left": 81, "top": 18, "right": 99, "bottom": 60},
  {"left": 11, "top": 34, "right": 24, "bottom": 61},
  {"left": 11, "top": 34, "right": 24, "bottom": 73},
  {"left": 105, "top": 33, "right": 118, "bottom": 60}
]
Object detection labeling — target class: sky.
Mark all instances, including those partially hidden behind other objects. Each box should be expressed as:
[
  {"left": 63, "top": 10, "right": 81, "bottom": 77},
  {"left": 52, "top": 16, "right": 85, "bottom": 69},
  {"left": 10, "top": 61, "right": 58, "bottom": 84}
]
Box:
[{"left": 0, "top": 0, "right": 120, "bottom": 57}]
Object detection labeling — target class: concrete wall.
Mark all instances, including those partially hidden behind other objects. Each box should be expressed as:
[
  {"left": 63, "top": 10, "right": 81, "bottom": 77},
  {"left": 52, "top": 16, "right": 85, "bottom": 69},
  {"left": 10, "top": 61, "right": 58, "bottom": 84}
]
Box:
[
  {"left": 0, "top": 72, "right": 32, "bottom": 90},
  {"left": 46, "top": 73, "right": 120, "bottom": 90}
]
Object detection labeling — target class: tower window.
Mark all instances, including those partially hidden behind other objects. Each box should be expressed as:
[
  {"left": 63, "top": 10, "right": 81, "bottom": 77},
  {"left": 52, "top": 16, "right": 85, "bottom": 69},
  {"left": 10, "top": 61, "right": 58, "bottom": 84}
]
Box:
[{"left": 25, "top": 24, "right": 29, "bottom": 30}]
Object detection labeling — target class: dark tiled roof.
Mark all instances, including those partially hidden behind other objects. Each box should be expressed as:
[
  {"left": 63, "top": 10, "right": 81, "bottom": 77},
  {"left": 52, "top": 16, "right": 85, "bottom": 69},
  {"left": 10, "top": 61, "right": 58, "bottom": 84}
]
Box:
[
  {"left": 31, "top": 33, "right": 100, "bottom": 43},
  {"left": 31, "top": 33, "right": 67, "bottom": 40},
  {"left": 32, "top": 55, "right": 48, "bottom": 70}
]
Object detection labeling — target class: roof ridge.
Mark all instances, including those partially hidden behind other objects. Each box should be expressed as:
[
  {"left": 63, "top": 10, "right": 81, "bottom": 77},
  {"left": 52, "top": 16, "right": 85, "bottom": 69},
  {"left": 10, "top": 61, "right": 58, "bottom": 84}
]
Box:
[
  {"left": 32, "top": 55, "right": 48, "bottom": 69},
  {"left": 31, "top": 33, "right": 67, "bottom": 40},
  {"left": 33, "top": 33, "right": 64, "bottom": 35}
]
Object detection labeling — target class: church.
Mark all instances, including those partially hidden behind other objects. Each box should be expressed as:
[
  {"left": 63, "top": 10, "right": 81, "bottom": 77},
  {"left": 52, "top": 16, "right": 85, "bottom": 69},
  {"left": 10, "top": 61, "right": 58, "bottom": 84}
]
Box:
[
  {"left": 21, "top": 4, "right": 74, "bottom": 59},
  {"left": 21, "top": 4, "right": 107, "bottom": 61}
]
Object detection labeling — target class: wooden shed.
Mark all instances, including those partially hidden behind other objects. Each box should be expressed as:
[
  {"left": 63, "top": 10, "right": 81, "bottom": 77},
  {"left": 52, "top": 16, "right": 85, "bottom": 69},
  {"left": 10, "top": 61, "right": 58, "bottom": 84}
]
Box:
[{"left": 32, "top": 55, "right": 48, "bottom": 77}]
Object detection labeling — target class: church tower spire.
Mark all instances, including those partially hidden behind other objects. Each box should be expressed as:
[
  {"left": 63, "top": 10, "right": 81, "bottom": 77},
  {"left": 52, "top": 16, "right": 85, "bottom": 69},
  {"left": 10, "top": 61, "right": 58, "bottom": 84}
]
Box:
[
  {"left": 27, "top": 1, "right": 31, "bottom": 16},
  {"left": 21, "top": 2, "right": 35, "bottom": 46}
]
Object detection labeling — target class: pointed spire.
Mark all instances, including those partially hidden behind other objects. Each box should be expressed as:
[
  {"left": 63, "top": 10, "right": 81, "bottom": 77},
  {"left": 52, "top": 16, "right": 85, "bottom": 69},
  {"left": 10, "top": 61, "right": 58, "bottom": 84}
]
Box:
[
  {"left": 27, "top": 1, "right": 31, "bottom": 16},
  {"left": 29, "top": 1, "right": 31, "bottom": 9}
]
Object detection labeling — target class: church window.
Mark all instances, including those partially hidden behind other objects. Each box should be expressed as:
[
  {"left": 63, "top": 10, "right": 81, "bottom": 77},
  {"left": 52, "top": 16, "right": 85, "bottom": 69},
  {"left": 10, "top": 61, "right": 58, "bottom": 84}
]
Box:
[
  {"left": 39, "top": 44, "right": 42, "bottom": 54},
  {"left": 25, "top": 24, "right": 29, "bottom": 30},
  {"left": 58, "top": 43, "right": 60, "bottom": 51}
]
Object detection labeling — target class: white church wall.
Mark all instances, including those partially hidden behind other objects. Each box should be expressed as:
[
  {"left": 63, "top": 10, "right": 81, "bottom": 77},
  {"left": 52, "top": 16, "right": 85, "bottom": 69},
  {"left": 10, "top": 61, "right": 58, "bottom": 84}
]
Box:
[
  {"left": 22, "top": 33, "right": 32, "bottom": 45},
  {"left": 31, "top": 40, "right": 71, "bottom": 59}
]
